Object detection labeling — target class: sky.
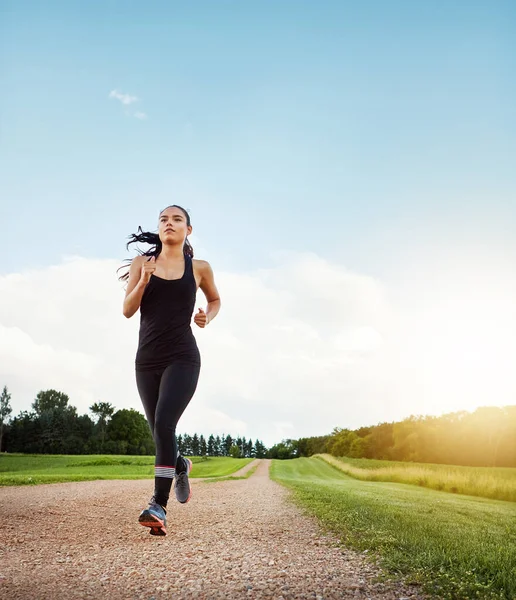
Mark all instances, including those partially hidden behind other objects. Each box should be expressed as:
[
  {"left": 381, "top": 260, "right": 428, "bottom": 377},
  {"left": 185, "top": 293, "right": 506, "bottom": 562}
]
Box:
[{"left": 1, "top": 0, "right": 515, "bottom": 447}]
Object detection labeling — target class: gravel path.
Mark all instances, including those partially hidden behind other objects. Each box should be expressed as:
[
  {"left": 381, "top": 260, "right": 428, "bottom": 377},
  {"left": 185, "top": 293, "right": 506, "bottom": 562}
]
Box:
[{"left": 0, "top": 459, "right": 427, "bottom": 600}]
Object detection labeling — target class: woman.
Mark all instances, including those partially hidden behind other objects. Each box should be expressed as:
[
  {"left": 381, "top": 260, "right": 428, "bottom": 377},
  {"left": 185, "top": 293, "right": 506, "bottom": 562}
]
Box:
[{"left": 120, "top": 205, "right": 220, "bottom": 536}]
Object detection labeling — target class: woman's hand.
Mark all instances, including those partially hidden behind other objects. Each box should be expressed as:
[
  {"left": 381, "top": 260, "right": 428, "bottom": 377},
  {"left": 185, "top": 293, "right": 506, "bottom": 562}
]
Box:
[
  {"left": 140, "top": 256, "right": 156, "bottom": 285},
  {"left": 123, "top": 255, "right": 154, "bottom": 319},
  {"left": 194, "top": 307, "right": 208, "bottom": 328}
]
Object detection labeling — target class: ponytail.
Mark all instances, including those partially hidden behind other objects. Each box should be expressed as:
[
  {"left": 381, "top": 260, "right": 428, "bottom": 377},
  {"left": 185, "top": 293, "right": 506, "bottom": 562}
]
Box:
[{"left": 183, "top": 238, "right": 194, "bottom": 259}]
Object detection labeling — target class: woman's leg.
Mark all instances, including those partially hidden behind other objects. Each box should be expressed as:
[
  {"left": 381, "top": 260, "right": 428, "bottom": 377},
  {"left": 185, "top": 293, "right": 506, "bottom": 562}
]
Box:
[
  {"left": 135, "top": 367, "right": 174, "bottom": 509},
  {"left": 135, "top": 368, "right": 162, "bottom": 435},
  {"left": 152, "top": 362, "right": 200, "bottom": 507}
]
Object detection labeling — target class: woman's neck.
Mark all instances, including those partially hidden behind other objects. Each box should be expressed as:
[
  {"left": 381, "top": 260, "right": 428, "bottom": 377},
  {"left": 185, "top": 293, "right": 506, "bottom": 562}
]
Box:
[{"left": 159, "top": 243, "right": 184, "bottom": 262}]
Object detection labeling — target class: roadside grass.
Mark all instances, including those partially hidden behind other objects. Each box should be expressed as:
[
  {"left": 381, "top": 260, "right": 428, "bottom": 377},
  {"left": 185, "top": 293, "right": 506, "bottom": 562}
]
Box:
[
  {"left": 317, "top": 454, "right": 516, "bottom": 502},
  {"left": 200, "top": 461, "right": 260, "bottom": 483},
  {"left": 0, "top": 454, "right": 253, "bottom": 486},
  {"left": 271, "top": 457, "right": 516, "bottom": 600}
]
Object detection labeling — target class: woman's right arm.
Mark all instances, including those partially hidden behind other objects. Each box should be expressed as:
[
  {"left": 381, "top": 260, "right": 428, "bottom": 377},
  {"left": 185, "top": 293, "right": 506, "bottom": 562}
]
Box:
[{"left": 123, "top": 256, "right": 154, "bottom": 318}]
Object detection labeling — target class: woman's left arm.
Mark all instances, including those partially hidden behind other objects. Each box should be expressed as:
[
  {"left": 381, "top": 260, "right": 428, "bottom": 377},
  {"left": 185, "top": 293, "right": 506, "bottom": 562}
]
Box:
[{"left": 194, "top": 260, "right": 221, "bottom": 328}]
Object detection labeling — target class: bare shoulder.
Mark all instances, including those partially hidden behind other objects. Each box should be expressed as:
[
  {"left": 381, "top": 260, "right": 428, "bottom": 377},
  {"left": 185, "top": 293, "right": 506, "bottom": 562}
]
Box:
[
  {"left": 192, "top": 258, "right": 212, "bottom": 273},
  {"left": 193, "top": 258, "right": 219, "bottom": 300}
]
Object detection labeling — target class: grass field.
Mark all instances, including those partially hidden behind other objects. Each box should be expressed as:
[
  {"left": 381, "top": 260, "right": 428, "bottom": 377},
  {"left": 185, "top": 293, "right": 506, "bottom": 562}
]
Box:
[
  {"left": 201, "top": 461, "right": 260, "bottom": 483},
  {"left": 271, "top": 457, "right": 516, "bottom": 600},
  {"left": 0, "top": 454, "right": 253, "bottom": 486},
  {"left": 317, "top": 454, "right": 516, "bottom": 502}
]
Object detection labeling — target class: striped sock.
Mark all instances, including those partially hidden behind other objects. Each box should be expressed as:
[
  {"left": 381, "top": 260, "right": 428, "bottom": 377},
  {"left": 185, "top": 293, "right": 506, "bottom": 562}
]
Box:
[{"left": 155, "top": 465, "right": 176, "bottom": 479}]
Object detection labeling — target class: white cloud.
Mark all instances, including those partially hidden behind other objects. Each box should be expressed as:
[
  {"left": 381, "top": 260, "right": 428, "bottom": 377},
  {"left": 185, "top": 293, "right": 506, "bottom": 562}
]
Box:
[
  {"left": 108, "top": 89, "right": 138, "bottom": 105},
  {"left": 1, "top": 252, "right": 515, "bottom": 447},
  {"left": 108, "top": 89, "right": 148, "bottom": 119}
]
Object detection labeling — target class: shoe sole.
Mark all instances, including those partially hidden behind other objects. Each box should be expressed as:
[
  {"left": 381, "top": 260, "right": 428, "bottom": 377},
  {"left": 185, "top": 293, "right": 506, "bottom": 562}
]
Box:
[
  {"left": 176, "top": 458, "right": 193, "bottom": 504},
  {"left": 139, "top": 511, "right": 167, "bottom": 536}
]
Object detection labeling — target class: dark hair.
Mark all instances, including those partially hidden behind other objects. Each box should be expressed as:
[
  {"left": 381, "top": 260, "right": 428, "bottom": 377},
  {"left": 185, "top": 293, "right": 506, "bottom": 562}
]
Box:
[{"left": 118, "top": 205, "right": 193, "bottom": 282}]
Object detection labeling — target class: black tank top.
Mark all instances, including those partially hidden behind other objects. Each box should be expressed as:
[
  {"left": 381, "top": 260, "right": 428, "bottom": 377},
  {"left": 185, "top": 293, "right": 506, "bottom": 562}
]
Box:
[{"left": 135, "top": 255, "right": 200, "bottom": 371}]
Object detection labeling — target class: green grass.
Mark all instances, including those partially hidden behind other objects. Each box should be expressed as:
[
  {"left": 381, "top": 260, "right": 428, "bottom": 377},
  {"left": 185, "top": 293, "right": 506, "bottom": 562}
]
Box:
[
  {"left": 317, "top": 454, "right": 516, "bottom": 502},
  {"left": 0, "top": 453, "right": 254, "bottom": 486},
  {"left": 201, "top": 461, "right": 260, "bottom": 483},
  {"left": 271, "top": 457, "right": 516, "bottom": 600}
]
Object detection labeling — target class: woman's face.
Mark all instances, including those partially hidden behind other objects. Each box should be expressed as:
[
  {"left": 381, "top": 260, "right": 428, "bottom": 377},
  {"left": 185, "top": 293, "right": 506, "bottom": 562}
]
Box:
[{"left": 158, "top": 206, "right": 192, "bottom": 245}]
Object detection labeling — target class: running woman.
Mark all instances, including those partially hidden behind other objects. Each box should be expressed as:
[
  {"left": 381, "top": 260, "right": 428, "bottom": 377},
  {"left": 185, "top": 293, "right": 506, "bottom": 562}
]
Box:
[{"left": 120, "top": 205, "right": 220, "bottom": 536}]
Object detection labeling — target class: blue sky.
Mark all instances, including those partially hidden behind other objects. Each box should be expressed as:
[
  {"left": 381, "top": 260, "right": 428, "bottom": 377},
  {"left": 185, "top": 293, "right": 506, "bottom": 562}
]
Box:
[
  {"left": 2, "top": 0, "right": 514, "bottom": 274},
  {"left": 1, "top": 1, "right": 515, "bottom": 443}
]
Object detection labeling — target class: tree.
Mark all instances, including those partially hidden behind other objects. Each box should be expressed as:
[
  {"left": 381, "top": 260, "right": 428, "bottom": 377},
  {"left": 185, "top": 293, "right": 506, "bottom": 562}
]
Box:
[
  {"left": 32, "top": 389, "right": 69, "bottom": 415},
  {"left": 254, "top": 439, "right": 267, "bottom": 459},
  {"left": 328, "top": 429, "right": 358, "bottom": 457},
  {"left": 191, "top": 433, "right": 200, "bottom": 456},
  {"left": 76, "top": 414, "right": 95, "bottom": 453},
  {"left": 229, "top": 444, "right": 241, "bottom": 458},
  {"left": 392, "top": 417, "right": 421, "bottom": 462},
  {"left": 182, "top": 434, "right": 192, "bottom": 455},
  {"left": 239, "top": 436, "right": 246, "bottom": 457},
  {"left": 28, "top": 390, "right": 82, "bottom": 454},
  {"left": 200, "top": 435, "right": 207, "bottom": 457},
  {"left": 89, "top": 402, "right": 115, "bottom": 450},
  {"left": 0, "top": 386, "right": 12, "bottom": 452},
  {"left": 349, "top": 435, "right": 370, "bottom": 458},
  {"left": 39, "top": 405, "right": 80, "bottom": 454},
  {"left": 7, "top": 411, "right": 42, "bottom": 453},
  {"left": 107, "top": 409, "right": 154, "bottom": 455},
  {"left": 224, "top": 434, "right": 233, "bottom": 456},
  {"left": 366, "top": 422, "right": 394, "bottom": 460},
  {"left": 268, "top": 439, "right": 298, "bottom": 459},
  {"left": 297, "top": 435, "right": 330, "bottom": 457},
  {"left": 207, "top": 434, "right": 215, "bottom": 456},
  {"left": 247, "top": 439, "right": 254, "bottom": 458}
]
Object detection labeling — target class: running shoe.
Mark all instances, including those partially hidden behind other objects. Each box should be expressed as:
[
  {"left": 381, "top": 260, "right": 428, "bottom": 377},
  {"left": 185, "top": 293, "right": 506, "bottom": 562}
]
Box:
[
  {"left": 174, "top": 456, "right": 193, "bottom": 504},
  {"left": 138, "top": 498, "right": 167, "bottom": 536}
]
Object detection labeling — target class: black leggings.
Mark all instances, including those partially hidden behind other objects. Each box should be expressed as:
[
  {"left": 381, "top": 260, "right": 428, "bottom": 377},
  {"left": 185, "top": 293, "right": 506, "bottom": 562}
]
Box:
[{"left": 136, "top": 362, "right": 200, "bottom": 506}]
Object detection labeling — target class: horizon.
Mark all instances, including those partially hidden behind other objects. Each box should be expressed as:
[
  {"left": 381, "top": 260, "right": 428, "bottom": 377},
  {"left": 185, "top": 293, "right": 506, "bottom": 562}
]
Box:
[{"left": 4, "top": 382, "right": 513, "bottom": 449}]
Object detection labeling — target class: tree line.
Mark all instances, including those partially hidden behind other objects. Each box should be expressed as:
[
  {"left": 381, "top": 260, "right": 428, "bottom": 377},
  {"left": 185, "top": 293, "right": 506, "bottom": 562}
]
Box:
[
  {"left": 2, "top": 385, "right": 514, "bottom": 467},
  {"left": 0, "top": 386, "right": 267, "bottom": 458},
  {"left": 268, "top": 405, "right": 516, "bottom": 467},
  {"left": 177, "top": 433, "right": 267, "bottom": 458}
]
